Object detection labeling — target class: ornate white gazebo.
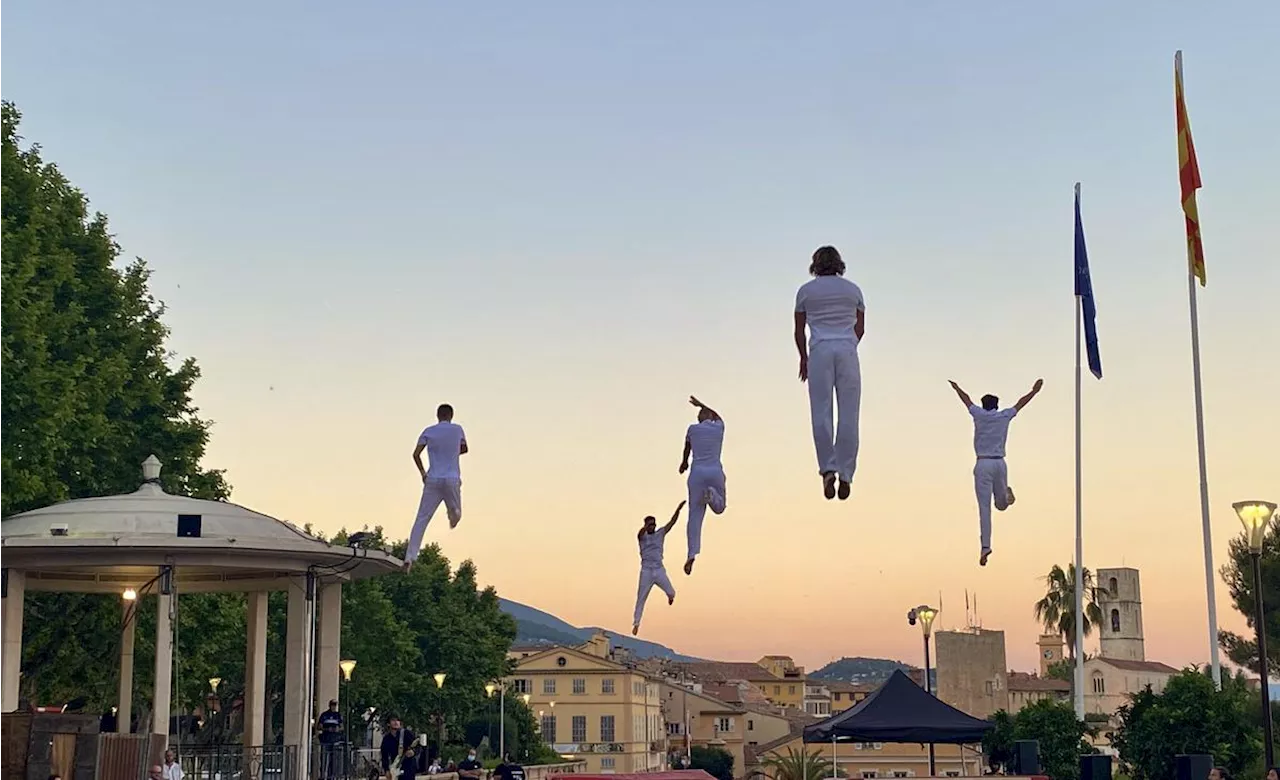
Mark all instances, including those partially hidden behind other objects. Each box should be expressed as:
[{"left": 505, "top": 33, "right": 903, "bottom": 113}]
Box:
[{"left": 1, "top": 455, "right": 402, "bottom": 774}]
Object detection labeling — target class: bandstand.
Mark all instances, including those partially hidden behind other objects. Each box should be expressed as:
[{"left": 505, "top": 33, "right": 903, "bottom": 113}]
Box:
[{"left": 1, "top": 455, "right": 403, "bottom": 778}]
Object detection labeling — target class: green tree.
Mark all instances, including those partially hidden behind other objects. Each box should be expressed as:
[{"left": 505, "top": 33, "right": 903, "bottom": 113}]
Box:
[
  {"left": 690, "top": 745, "right": 735, "bottom": 780},
  {"left": 760, "top": 747, "right": 843, "bottom": 780},
  {"left": 1034, "top": 564, "right": 1107, "bottom": 660},
  {"left": 3, "top": 100, "right": 235, "bottom": 722},
  {"left": 1111, "top": 668, "right": 1261, "bottom": 780},
  {"left": 982, "top": 710, "right": 1016, "bottom": 771},
  {"left": 984, "top": 702, "right": 1092, "bottom": 780},
  {"left": 1219, "top": 511, "right": 1280, "bottom": 676}
]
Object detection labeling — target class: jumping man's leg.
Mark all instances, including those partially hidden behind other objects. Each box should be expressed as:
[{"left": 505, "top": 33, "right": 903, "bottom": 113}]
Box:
[
  {"left": 407, "top": 481, "right": 446, "bottom": 565},
  {"left": 653, "top": 567, "right": 676, "bottom": 606},
  {"left": 685, "top": 472, "right": 709, "bottom": 575},
  {"left": 974, "top": 461, "right": 996, "bottom": 566},
  {"left": 705, "top": 470, "right": 727, "bottom": 515},
  {"left": 833, "top": 346, "right": 862, "bottom": 499},
  {"left": 633, "top": 567, "right": 658, "bottom": 634},
  {"left": 443, "top": 479, "right": 463, "bottom": 528},
  {"left": 807, "top": 344, "right": 838, "bottom": 497},
  {"left": 992, "top": 462, "right": 1011, "bottom": 512}
]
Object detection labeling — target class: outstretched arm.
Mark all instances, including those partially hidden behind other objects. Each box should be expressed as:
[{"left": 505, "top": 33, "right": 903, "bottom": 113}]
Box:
[
  {"left": 1014, "top": 378, "right": 1045, "bottom": 411},
  {"left": 689, "top": 396, "right": 721, "bottom": 422},
  {"left": 663, "top": 500, "right": 687, "bottom": 533},
  {"left": 948, "top": 380, "right": 974, "bottom": 409},
  {"left": 679, "top": 437, "right": 692, "bottom": 474}
]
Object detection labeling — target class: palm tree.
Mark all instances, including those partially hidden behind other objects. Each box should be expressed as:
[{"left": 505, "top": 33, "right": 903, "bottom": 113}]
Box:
[
  {"left": 1033, "top": 563, "right": 1107, "bottom": 659},
  {"left": 761, "top": 747, "right": 845, "bottom": 780}
]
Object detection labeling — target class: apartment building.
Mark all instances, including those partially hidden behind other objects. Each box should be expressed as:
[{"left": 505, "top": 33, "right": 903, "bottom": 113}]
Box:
[
  {"left": 660, "top": 679, "right": 792, "bottom": 775},
  {"left": 750, "top": 730, "right": 982, "bottom": 778},
  {"left": 667, "top": 655, "right": 808, "bottom": 710}
]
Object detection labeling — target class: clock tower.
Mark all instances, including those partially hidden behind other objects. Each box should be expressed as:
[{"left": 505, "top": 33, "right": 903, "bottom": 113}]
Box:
[{"left": 1037, "top": 634, "right": 1064, "bottom": 677}]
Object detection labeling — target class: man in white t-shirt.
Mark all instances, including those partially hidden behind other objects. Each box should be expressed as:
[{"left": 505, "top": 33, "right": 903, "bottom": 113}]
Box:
[
  {"left": 407, "top": 403, "right": 468, "bottom": 566},
  {"left": 161, "top": 750, "right": 183, "bottom": 780},
  {"left": 948, "top": 378, "right": 1043, "bottom": 566},
  {"left": 678, "top": 396, "right": 726, "bottom": 576},
  {"left": 633, "top": 500, "right": 685, "bottom": 636},
  {"left": 794, "top": 245, "right": 866, "bottom": 501}
]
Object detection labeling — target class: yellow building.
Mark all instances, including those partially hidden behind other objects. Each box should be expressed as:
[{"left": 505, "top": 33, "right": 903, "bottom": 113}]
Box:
[
  {"left": 751, "top": 731, "right": 983, "bottom": 778},
  {"left": 1006, "top": 671, "right": 1070, "bottom": 713},
  {"left": 824, "top": 681, "right": 874, "bottom": 714},
  {"left": 660, "top": 680, "right": 794, "bottom": 774},
  {"left": 669, "top": 656, "right": 808, "bottom": 710},
  {"left": 508, "top": 633, "right": 666, "bottom": 773}
]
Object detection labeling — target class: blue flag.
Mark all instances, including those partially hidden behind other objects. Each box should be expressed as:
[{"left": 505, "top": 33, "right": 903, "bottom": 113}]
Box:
[{"left": 1074, "top": 186, "right": 1103, "bottom": 379}]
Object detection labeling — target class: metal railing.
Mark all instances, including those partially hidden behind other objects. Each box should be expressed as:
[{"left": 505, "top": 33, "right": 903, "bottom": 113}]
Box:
[{"left": 177, "top": 745, "right": 300, "bottom": 780}]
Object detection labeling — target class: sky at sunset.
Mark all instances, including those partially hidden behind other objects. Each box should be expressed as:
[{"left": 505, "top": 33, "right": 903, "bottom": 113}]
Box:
[{"left": 4, "top": 1, "right": 1278, "bottom": 675}]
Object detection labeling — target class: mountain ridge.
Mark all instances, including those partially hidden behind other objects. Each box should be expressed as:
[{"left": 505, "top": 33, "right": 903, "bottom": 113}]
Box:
[{"left": 499, "top": 598, "right": 701, "bottom": 661}]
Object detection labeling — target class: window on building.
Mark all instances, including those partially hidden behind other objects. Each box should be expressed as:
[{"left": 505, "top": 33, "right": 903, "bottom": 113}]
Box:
[
  {"left": 945, "top": 773, "right": 962, "bottom": 778},
  {"left": 788, "top": 685, "right": 797, "bottom": 695},
  {"left": 892, "top": 772, "right": 911, "bottom": 778},
  {"left": 862, "top": 772, "right": 878, "bottom": 779},
  {"left": 1092, "top": 675, "right": 1106, "bottom": 694},
  {"left": 573, "top": 678, "right": 587, "bottom": 695},
  {"left": 602, "top": 678, "right": 615, "bottom": 695},
  {"left": 716, "top": 717, "right": 733, "bottom": 733},
  {"left": 601, "top": 758, "right": 616, "bottom": 770},
  {"left": 543, "top": 678, "right": 556, "bottom": 695},
  {"left": 572, "top": 715, "right": 587, "bottom": 742},
  {"left": 541, "top": 715, "right": 557, "bottom": 743},
  {"left": 1109, "top": 576, "right": 1118, "bottom": 596},
  {"left": 513, "top": 679, "right": 531, "bottom": 694},
  {"left": 833, "top": 692, "right": 842, "bottom": 701},
  {"left": 773, "top": 686, "right": 781, "bottom": 695},
  {"left": 601, "top": 715, "right": 615, "bottom": 742},
  {"left": 984, "top": 680, "right": 995, "bottom": 695},
  {"left": 747, "top": 719, "right": 755, "bottom": 731},
  {"left": 1111, "top": 608, "right": 1121, "bottom": 633}
]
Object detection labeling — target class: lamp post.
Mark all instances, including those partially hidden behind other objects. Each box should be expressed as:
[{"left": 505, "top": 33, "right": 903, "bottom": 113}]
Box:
[
  {"left": 486, "top": 682, "right": 507, "bottom": 759},
  {"left": 434, "top": 672, "right": 447, "bottom": 751},
  {"left": 1234, "top": 500, "right": 1277, "bottom": 767},
  {"left": 341, "top": 659, "right": 357, "bottom": 766},
  {"left": 909, "top": 605, "right": 938, "bottom": 777}
]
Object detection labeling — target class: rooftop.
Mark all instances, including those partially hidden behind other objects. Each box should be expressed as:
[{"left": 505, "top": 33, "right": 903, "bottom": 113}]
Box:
[
  {"left": 1007, "top": 671, "right": 1071, "bottom": 693},
  {"left": 1092, "top": 658, "right": 1180, "bottom": 674}
]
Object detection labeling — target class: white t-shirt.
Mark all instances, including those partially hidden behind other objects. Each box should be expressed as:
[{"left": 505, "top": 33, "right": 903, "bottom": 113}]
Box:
[
  {"left": 686, "top": 420, "right": 725, "bottom": 469},
  {"left": 162, "top": 763, "right": 183, "bottom": 780},
  {"left": 639, "top": 527, "right": 668, "bottom": 568},
  {"left": 417, "top": 421, "right": 467, "bottom": 480},
  {"left": 970, "top": 406, "right": 1018, "bottom": 458},
  {"left": 795, "top": 275, "right": 865, "bottom": 346}
]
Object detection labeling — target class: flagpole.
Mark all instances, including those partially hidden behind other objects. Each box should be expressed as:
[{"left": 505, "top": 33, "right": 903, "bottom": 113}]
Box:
[
  {"left": 1073, "top": 185, "right": 1086, "bottom": 718},
  {"left": 1177, "top": 50, "right": 1222, "bottom": 690}
]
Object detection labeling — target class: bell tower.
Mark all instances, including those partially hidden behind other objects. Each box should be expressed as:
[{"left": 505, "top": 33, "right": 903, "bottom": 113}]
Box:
[{"left": 1097, "top": 567, "right": 1145, "bottom": 661}]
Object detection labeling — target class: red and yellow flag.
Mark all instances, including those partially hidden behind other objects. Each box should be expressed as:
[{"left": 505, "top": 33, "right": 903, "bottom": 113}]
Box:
[{"left": 1175, "top": 51, "right": 1206, "bottom": 286}]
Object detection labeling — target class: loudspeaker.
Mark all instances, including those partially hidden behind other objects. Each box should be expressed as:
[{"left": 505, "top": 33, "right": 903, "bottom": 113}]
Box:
[
  {"left": 1013, "top": 740, "right": 1040, "bottom": 775},
  {"left": 1176, "top": 755, "right": 1214, "bottom": 780},
  {"left": 177, "top": 514, "right": 203, "bottom": 538},
  {"left": 1080, "top": 754, "right": 1112, "bottom": 780}
]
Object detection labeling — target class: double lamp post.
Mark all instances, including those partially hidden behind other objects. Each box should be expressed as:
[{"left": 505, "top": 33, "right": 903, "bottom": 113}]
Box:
[
  {"left": 1234, "top": 499, "right": 1277, "bottom": 769},
  {"left": 907, "top": 604, "right": 938, "bottom": 777}
]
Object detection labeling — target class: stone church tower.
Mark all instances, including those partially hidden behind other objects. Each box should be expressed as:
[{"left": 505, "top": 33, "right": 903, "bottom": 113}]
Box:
[{"left": 1097, "top": 567, "right": 1145, "bottom": 661}]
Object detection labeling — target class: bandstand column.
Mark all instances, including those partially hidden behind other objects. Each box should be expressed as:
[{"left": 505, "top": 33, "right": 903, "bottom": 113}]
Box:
[
  {"left": 119, "top": 599, "right": 136, "bottom": 731},
  {"left": 314, "top": 582, "right": 342, "bottom": 715},
  {"left": 283, "top": 578, "right": 310, "bottom": 759},
  {"left": 244, "top": 591, "right": 269, "bottom": 750},
  {"left": 1, "top": 569, "right": 25, "bottom": 712},
  {"left": 153, "top": 588, "right": 173, "bottom": 736}
]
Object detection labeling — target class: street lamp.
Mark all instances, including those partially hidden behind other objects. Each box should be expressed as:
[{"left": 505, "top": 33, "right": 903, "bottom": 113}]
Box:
[
  {"left": 909, "top": 604, "right": 939, "bottom": 776},
  {"left": 1234, "top": 499, "right": 1277, "bottom": 768},
  {"left": 340, "top": 659, "right": 357, "bottom": 753},
  {"left": 122, "top": 588, "right": 137, "bottom": 601},
  {"left": 209, "top": 677, "right": 221, "bottom": 693},
  {"left": 434, "top": 672, "right": 447, "bottom": 688},
  {"left": 486, "top": 682, "right": 508, "bottom": 758}
]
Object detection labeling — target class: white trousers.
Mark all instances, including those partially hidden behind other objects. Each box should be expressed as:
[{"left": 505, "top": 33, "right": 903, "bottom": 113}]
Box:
[
  {"left": 407, "top": 477, "right": 462, "bottom": 562},
  {"left": 973, "top": 458, "right": 1009, "bottom": 551},
  {"left": 634, "top": 565, "right": 675, "bottom": 627},
  {"left": 807, "top": 340, "right": 862, "bottom": 482},
  {"left": 686, "top": 465, "right": 727, "bottom": 560}
]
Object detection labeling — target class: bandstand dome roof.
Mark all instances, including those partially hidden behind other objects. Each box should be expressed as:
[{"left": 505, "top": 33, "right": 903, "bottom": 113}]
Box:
[{"left": 1, "top": 455, "right": 402, "bottom": 594}]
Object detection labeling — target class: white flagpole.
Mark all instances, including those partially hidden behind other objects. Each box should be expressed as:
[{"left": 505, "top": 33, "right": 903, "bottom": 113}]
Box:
[
  {"left": 1073, "top": 182, "right": 1086, "bottom": 718},
  {"left": 1177, "top": 50, "right": 1222, "bottom": 690}
]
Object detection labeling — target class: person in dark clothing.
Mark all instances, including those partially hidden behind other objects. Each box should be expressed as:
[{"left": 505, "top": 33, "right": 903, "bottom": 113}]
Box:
[
  {"left": 318, "top": 699, "right": 344, "bottom": 779},
  {"left": 493, "top": 754, "right": 526, "bottom": 780},
  {"left": 380, "top": 717, "right": 418, "bottom": 778},
  {"left": 457, "top": 748, "right": 483, "bottom": 780}
]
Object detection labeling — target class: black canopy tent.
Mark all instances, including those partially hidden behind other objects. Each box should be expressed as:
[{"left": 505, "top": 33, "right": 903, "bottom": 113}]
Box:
[{"left": 802, "top": 670, "right": 994, "bottom": 745}]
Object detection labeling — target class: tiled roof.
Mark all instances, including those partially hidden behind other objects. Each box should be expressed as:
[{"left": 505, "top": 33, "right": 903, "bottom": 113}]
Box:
[
  {"left": 822, "top": 680, "right": 877, "bottom": 694},
  {"left": 1007, "top": 671, "right": 1071, "bottom": 692},
  {"left": 1094, "top": 658, "right": 1180, "bottom": 674},
  {"left": 670, "top": 661, "right": 781, "bottom": 683}
]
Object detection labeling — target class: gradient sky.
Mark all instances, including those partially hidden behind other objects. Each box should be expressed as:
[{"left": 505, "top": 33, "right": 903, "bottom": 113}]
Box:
[{"left": 4, "top": 1, "right": 1278, "bottom": 674}]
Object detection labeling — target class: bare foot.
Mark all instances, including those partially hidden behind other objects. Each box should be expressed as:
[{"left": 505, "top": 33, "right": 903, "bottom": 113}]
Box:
[
  {"left": 823, "top": 473, "right": 837, "bottom": 500},
  {"left": 837, "top": 480, "right": 851, "bottom": 501},
  {"left": 980, "top": 548, "right": 992, "bottom": 567},
  {"left": 684, "top": 558, "right": 695, "bottom": 576},
  {"left": 632, "top": 624, "right": 639, "bottom": 636}
]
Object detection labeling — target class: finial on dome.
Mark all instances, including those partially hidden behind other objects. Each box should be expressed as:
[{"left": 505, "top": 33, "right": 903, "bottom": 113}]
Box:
[{"left": 142, "top": 455, "right": 162, "bottom": 483}]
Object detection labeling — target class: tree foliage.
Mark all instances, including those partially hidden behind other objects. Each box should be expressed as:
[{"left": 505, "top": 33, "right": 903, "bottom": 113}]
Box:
[
  {"left": 1110, "top": 668, "right": 1261, "bottom": 780},
  {"left": 983, "top": 700, "right": 1092, "bottom": 780},
  {"left": 1033, "top": 564, "right": 1107, "bottom": 659},
  {"left": 760, "top": 747, "right": 842, "bottom": 780},
  {"left": 1219, "top": 512, "right": 1280, "bottom": 676},
  {"left": 690, "top": 745, "right": 735, "bottom": 780}
]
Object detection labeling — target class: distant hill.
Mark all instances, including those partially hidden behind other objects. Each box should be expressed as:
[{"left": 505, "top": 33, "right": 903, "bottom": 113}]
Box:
[
  {"left": 499, "top": 598, "right": 701, "bottom": 661},
  {"left": 810, "top": 657, "right": 919, "bottom": 684}
]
